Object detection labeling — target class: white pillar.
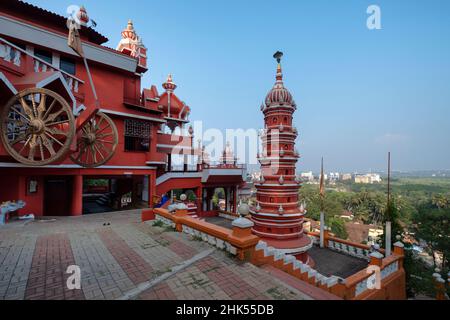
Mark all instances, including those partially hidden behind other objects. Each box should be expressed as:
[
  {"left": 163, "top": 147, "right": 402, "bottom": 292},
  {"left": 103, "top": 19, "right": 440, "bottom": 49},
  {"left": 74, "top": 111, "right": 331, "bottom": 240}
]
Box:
[
  {"left": 320, "top": 211, "right": 325, "bottom": 248},
  {"left": 202, "top": 189, "right": 207, "bottom": 211},
  {"left": 385, "top": 221, "right": 392, "bottom": 256}
]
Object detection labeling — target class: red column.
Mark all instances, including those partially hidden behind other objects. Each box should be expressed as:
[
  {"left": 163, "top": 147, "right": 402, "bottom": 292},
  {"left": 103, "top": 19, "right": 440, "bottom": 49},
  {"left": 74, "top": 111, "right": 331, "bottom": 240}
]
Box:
[
  {"left": 233, "top": 186, "right": 237, "bottom": 213},
  {"left": 149, "top": 173, "right": 156, "bottom": 207},
  {"left": 71, "top": 174, "right": 83, "bottom": 216},
  {"left": 196, "top": 187, "right": 202, "bottom": 214}
]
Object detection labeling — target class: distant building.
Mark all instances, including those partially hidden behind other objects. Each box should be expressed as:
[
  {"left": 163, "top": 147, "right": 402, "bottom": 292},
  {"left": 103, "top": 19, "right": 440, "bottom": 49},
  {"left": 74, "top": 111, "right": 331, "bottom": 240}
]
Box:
[
  {"left": 300, "top": 171, "right": 314, "bottom": 182},
  {"left": 250, "top": 171, "right": 262, "bottom": 181},
  {"left": 329, "top": 172, "right": 340, "bottom": 181},
  {"left": 339, "top": 210, "right": 354, "bottom": 220},
  {"left": 341, "top": 173, "right": 352, "bottom": 181},
  {"left": 354, "top": 173, "right": 381, "bottom": 184},
  {"left": 345, "top": 222, "right": 383, "bottom": 244}
]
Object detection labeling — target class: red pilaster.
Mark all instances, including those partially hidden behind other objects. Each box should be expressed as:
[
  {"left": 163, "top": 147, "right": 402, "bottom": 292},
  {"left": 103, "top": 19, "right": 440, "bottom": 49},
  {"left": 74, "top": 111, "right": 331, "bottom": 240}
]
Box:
[{"left": 71, "top": 175, "right": 83, "bottom": 216}]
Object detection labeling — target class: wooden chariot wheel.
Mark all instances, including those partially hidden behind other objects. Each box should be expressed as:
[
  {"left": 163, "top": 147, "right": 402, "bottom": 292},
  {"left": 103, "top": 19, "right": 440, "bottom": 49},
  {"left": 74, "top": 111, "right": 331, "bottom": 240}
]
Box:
[
  {"left": 69, "top": 111, "right": 118, "bottom": 168},
  {"left": 0, "top": 88, "right": 75, "bottom": 166}
]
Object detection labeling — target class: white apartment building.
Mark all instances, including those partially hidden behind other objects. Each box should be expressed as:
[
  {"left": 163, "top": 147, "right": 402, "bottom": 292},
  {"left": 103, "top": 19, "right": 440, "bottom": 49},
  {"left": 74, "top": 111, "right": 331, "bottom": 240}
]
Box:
[
  {"left": 354, "top": 173, "right": 382, "bottom": 184},
  {"left": 300, "top": 171, "right": 315, "bottom": 182}
]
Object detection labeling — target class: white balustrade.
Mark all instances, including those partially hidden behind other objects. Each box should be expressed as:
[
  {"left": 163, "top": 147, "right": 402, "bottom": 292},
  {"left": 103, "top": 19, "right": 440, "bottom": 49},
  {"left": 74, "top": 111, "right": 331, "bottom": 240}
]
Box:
[
  {"left": 326, "top": 239, "right": 371, "bottom": 261},
  {"left": 355, "top": 278, "right": 369, "bottom": 297},
  {"left": 381, "top": 261, "right": 399, "bottom": 280},
  {"left": 32, "top": 58, "right": 80, "bottom": 94},
  {"left": 0, "top": 42, "right": 21, "bottom": 66},
  {"left": 155, "top": 213, "right": 238, "bottom": 256}
]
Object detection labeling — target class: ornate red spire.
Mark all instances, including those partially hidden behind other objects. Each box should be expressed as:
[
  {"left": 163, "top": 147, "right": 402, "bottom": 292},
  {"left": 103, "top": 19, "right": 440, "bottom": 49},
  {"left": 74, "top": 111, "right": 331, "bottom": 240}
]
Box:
[
  {"left": 162, "top": 74, "right": 177, "bottom": 92},
  {"left": 265, "top": 54, "right": 293, "bottom": 105},
  {"left": 121, "top": 20, "right": 137, "bottom": 40},
  {"left": 250, "top": 52, "right": 312, "bottom": 263},
  {"left": 276, "top": 63, "right": 283, "bottom": 81}
]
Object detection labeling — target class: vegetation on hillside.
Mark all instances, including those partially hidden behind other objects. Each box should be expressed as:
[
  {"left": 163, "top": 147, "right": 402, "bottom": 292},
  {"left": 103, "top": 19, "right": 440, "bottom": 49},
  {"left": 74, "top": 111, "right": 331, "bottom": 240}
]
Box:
[
  {"left": 299, "top": 177, "right": 450, "bottom": 298},
  {"left": 300, "top": 178, "right": 450, "bottom": 228}
]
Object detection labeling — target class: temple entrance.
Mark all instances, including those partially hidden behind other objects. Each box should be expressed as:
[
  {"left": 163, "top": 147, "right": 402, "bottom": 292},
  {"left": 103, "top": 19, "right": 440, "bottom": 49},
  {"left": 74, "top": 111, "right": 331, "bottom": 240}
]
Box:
[
  {"left": 44, "top": 177, "right": 73, "bottom": 216},
  {"left": 82, "top": 175, "right": 149, "bottom": 214},
  {"left": 163, "top": 188, "right": 199, "bottom": 213},
  {"left": 201, "top": 186, "right": 236, "bottom": 216}
]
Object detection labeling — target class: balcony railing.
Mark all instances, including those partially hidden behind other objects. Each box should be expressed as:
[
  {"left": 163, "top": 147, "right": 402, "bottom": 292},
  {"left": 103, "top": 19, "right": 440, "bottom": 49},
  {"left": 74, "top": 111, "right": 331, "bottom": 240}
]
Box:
[
  {"left": 0, "top": 41, "right": 22, "bottom": 67},
  {"left": 199, "top": 161, "right": 246, "bottom": 170},
  {"left": 0, "top": 36, "right": 84, "bottom": 96},
  {"left": 33, "top": 59, "right": 82, "bottom": 94},
  {"left": 168, "top": 164, "right": 198, "bottom": 172}
]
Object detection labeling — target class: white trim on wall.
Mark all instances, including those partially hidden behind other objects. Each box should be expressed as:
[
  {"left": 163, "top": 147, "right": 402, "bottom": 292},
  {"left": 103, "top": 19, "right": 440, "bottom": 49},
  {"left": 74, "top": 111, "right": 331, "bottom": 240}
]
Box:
[
  {"left": 0, "top": 15, "right": 138, "bottom": 73},
  {"left": 100, "top": 108, "right": 167, "bottom": 123}
]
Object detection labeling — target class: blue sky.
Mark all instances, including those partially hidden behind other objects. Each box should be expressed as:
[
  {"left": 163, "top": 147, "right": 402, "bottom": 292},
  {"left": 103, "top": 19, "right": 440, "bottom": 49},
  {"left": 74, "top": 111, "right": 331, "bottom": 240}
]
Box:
[{"left": 28, "top": 0, "right": 450, "bottom": 172}]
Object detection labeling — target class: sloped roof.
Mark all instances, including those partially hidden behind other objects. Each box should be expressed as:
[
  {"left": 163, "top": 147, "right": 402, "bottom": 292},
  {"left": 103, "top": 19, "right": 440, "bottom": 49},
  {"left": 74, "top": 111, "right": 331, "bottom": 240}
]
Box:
[{"left": 0, "top": 0, "right": 108, "bottom": 45}]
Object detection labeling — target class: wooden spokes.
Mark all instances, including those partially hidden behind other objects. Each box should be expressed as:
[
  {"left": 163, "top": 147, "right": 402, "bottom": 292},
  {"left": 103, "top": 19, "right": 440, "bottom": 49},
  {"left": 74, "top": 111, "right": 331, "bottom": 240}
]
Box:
[
  {"left": 1, "top": 88, "right": 75, "bottom": 166},
  {"left": 70, "top": 112, "right": 118, "bottom": 168}
]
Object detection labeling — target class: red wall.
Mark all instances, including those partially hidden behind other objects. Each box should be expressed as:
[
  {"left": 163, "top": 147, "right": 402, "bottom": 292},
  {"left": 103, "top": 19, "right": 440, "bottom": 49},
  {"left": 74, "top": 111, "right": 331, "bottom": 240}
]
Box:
[{"left": 0, "top": 175, "right": 44, "bottom": 216}]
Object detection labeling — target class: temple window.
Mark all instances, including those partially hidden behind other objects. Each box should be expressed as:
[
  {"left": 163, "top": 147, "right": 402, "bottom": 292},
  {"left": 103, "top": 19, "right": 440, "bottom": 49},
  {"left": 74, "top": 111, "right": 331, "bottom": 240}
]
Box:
[
  {"left": 34, "top": 48, "right": 52, "bottom": 64},
  {"left": 124, "top": 119, "right": 151, "bottom": 152},
  {"left": 60, "top": 56, "right": 76, "bottom": 75}
]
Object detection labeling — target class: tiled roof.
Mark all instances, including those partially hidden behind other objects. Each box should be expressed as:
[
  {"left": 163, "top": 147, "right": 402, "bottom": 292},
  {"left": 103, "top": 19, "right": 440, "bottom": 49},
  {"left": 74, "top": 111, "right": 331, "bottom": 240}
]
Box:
[{"left": 1, "top": 0, "right": 109, "bottom": 45}]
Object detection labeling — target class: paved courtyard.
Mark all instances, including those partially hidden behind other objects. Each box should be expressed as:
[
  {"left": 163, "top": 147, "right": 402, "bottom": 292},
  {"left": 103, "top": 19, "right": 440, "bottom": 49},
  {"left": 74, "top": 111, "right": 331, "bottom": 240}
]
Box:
[{"left": 0, "top": 210, "right": 324, "bottom": 300}]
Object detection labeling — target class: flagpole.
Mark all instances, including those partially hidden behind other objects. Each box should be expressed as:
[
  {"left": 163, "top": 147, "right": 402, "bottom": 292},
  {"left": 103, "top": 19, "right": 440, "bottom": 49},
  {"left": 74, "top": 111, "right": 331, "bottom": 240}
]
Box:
[
  {"left": 67, "top": 18, "right": 99, "bottom": 108},
  {"left": 385, "top": 152, "right": 392, "bottom": 256},
  {"left": 82, "top": 57, "right": 99, "bottom": 107},
  {"left": 319, "top": 157, "right": 325, "bottom": 248}
]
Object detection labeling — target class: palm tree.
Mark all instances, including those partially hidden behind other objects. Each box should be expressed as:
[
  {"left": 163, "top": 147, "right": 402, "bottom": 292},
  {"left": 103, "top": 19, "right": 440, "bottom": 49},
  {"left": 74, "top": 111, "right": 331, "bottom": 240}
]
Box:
[{"left": 432, "top": 194, "right": 449, "bottom": 209}]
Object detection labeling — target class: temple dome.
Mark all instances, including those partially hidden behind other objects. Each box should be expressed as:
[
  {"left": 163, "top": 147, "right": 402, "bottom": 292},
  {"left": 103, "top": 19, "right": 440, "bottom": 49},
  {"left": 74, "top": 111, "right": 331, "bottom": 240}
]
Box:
[
  {"left": 265, "top": 63, "right": 293, "bottom": 105},
  {"left": 121, "top": 20, "right": 137, "bottom": 40}
]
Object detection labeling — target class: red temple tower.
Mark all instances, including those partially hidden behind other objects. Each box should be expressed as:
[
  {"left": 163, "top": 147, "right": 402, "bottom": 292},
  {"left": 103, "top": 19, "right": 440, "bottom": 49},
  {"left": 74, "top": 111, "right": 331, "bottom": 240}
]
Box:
[{"left": 250, "top": 52, "right": 312, "bottom": 263}]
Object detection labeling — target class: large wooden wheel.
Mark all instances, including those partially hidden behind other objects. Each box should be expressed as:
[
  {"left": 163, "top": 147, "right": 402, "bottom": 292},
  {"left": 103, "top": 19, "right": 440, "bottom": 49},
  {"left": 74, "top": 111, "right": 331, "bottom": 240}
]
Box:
[
  {"left": 1, "top": 88, "right": 75, "bottom": 166},
  {"left": 70, "top": 111, "right": 118, "bottom": 168}
]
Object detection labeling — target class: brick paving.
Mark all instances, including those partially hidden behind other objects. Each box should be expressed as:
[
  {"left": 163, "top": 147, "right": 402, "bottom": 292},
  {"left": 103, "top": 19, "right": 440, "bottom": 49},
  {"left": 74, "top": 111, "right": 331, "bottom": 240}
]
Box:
[
  {"left": 0, "top": 210, "right": 315, "bottom": 300},
  {"left": 98, "top": 228, "right": 154, "bottom": 285},
  {"left": 25, "top": 234, "right": 84, "bottom": 300}
]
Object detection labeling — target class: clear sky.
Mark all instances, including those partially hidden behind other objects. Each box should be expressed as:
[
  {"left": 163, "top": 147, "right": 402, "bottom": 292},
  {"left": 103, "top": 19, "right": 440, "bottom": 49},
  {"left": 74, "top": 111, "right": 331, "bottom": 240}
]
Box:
[{"left": 28, "top": 0, "right": 450, "bottom": 172}]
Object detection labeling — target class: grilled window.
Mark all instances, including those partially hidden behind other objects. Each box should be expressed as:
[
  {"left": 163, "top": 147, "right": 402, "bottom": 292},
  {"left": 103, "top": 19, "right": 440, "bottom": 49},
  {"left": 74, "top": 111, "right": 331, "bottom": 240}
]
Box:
[{"left": 124, "top": 119, "right": 151, "bottom": 151}]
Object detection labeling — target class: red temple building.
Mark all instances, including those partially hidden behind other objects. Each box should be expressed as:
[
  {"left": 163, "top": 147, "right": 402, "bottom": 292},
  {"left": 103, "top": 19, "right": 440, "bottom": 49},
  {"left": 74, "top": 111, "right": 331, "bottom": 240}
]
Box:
[
  {"left": 0, "top": 1, "right": 408, "bottom": 301},
  {"left": 0, "top": 0, "right": 245, "bottom": 218},
  {"left": 250, "top": 55, "right": 312, "bottom": 263}
]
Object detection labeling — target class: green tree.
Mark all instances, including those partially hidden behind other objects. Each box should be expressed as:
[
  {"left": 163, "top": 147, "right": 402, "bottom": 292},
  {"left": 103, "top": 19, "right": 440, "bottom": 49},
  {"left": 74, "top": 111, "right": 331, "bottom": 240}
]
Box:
[
  {"left": 431, "top": 194, "right": 450, "bottom": 209},
  {"left": 412, "top": 207, "right": 450, "bottom": 270},
  {"left": 327, "top": 217, "right": 348, "bottom": 239}
]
